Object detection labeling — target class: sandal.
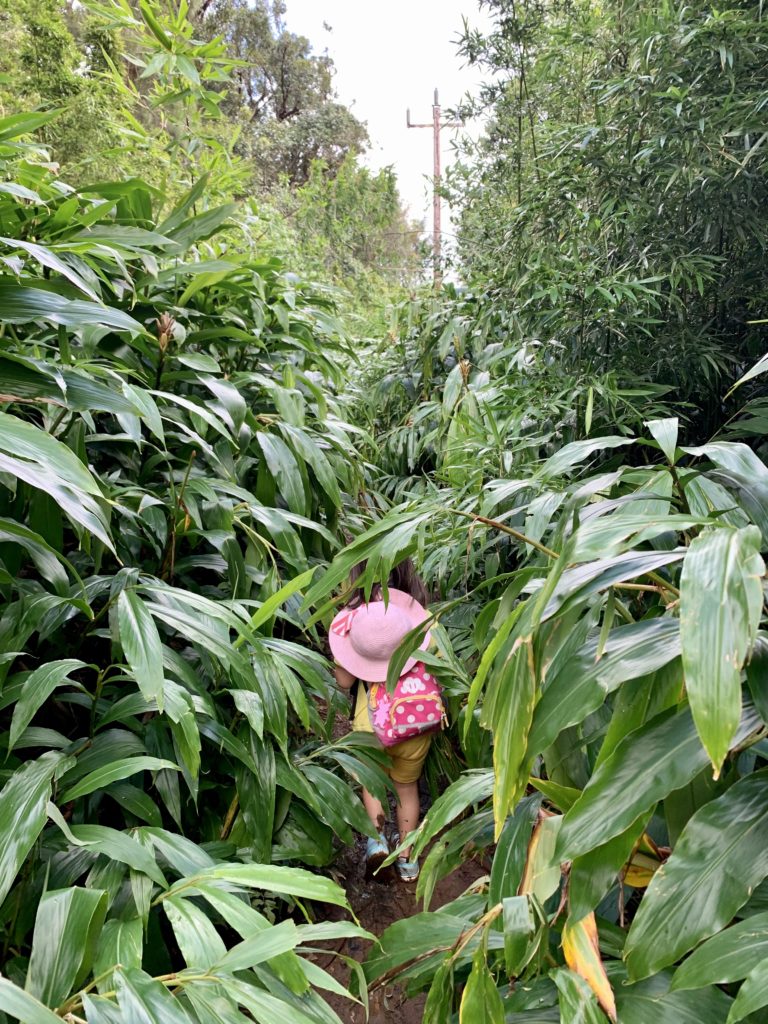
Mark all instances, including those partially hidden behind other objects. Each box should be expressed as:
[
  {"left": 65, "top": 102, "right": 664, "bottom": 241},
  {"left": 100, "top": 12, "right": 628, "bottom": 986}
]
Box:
[
  {"left": 396, "top": 857, "right": 419, "bottom": 883},
  {"left": 364, "top": 833, "right": 390, "bottom": 881}
]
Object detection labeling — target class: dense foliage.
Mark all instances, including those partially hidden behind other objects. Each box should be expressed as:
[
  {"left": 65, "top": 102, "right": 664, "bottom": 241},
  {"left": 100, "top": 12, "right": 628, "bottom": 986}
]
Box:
[
  {"left": 0, "top": 104, "right": 401, "bottom": 1023},
  {"left": 3, "top": 0, "right": 768, "bottom": 1022},
  {"left": 448, "top": 0, "right": 768, "bottom": 435},
  {"left": 0, "top": 5, "right": 403, "bottom": 1021}
]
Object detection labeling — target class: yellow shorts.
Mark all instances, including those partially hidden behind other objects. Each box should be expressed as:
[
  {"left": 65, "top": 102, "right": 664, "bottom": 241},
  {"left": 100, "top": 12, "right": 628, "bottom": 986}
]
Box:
[
  {"left": 351, "top": 685, "right": 431, "bottom": 784},
  {"left": 384, "top": 733, "right": 431, "bottom": 784}
]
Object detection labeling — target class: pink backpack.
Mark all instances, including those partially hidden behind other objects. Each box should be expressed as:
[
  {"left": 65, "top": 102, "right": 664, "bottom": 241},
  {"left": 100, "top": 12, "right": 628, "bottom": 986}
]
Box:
[{"left": 367, "top": 662, "right": 446, "bottom": 747}]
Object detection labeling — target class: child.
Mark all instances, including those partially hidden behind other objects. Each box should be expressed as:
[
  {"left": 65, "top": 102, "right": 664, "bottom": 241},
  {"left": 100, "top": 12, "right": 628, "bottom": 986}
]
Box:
[{"left": 329, "top": 566, "right": 434, "bottom": 882}]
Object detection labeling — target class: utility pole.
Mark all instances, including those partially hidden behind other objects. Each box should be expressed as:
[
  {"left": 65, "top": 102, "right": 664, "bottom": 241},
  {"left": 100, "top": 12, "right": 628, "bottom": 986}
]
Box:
[{"left": 407, "top": 89, "right": 462, "bottom": 287}]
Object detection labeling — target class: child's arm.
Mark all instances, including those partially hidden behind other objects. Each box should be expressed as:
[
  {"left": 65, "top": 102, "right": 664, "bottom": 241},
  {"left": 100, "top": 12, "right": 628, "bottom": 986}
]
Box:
[{"left": 334, "top": 665, "right": 356, "bottom": 690}]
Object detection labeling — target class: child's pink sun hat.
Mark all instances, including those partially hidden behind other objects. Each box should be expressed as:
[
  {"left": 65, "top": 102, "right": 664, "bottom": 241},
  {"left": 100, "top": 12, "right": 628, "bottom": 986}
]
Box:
[{"left": 329, "top": 588, "right": 431, "bottom": 683}]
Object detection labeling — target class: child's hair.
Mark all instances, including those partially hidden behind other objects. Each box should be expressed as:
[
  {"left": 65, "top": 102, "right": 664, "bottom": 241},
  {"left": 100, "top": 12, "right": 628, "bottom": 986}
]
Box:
[{"left": 346, "top": 557, "right": 429, "bottom": 609}]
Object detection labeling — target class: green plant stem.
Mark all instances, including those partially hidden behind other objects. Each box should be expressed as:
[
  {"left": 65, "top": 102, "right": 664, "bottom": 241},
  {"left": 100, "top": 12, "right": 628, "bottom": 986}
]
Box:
[
  {"left": 447, "top": 508, "right": 558, "bottom": 559},
  {"left": 448, "top": 508, "right": 681, "bottom": 598}
]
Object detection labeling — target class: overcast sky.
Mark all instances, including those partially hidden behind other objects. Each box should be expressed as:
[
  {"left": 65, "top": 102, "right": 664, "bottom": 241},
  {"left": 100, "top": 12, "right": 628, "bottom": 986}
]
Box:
[{"left": 283, "top": 0, "right": 491, "bottom": 242}]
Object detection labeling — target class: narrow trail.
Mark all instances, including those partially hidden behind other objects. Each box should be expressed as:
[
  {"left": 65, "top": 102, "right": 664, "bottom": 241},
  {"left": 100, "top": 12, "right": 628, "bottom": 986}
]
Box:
[
  {"left": 315, "top": 837, "right": 487, "bottom": 1024},
  {"left": 311, "top": 701, "right": 488, "bottom": 1022}
]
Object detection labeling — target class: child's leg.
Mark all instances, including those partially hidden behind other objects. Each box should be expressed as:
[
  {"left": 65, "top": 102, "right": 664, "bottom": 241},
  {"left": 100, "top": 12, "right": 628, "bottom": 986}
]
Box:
[
  {"left": 362, "top": 787, "right": 387, "bottom": 834},
  {"left": 393, "top": 779, "right": 420, "bottom": 858}
]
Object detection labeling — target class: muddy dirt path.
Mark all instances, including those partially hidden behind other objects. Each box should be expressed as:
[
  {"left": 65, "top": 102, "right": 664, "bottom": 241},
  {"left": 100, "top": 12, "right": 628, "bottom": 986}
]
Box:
[{"left": 313, "top": 830, "right": 487, "bottom": 1024}]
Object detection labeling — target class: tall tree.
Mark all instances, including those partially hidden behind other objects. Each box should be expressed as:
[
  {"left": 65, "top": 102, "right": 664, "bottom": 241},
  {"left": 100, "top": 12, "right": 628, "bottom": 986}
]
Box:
[{"left": 197, "top": 0, "right": 368, "bottom": 185}]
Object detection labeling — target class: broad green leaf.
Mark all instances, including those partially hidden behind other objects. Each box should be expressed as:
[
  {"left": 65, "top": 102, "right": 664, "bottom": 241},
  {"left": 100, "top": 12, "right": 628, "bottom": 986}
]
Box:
[
  {"left": 423, "top": 960, "right": 455, "bottom": 1024},
  {"left": 279, "top": 424, "right": 342, "bottom": 508},
  {"left": 0, "top": 751, "right": 64, "bottom": 906},
  {"left": 489, "top": 795, "right": 541, "bottom": 905},
  {"left": 0, "top": 410, "right": 102, "bottom": 496},
  {"left": 224, "top": 980, "right": 334, "bottom": 1024},
  {"left": 615, "top": 971, "right": 733, "bottom": 1024},
  {"left": 67, "top": 825, "right": 166, "bottom": 887},
  {"left": 680, "top": 526, "right": 764, "bottom": 772},
  {"left": 364, "top": 913, "right": 470, "bottom": 983},
  {"left": 212, "top": 919, "right": 301, "bottom": 973},
  {"left": 529, "top": 618, "right": 680, "bottom": 754},
  {"left": 60, "top": 756, "right": 179, "bottom": 802},
  {"left": 459, "top": 950, "right": 505, "bottom": 1023},
  {"left": 164, "top": 896, "right": 226, "bottom": 968},
  {"left": 115, "top": 967, "right": 195, "bottom": 1024},
  {"left": 625, "top": 769, "right": 768, "bottom": 979},
  {"left": 568, "top": 814, "right": 650, "bottom": 922},
  {"left": 596, "top": 658, "right": 683, "bottom": 769},
  {"left": 295, "top": 921, "right": 374, "bottom": 943},
  {"left": 502, "top": 896, "right": 536, "bottom": 977},
  {"left": 726, "top": 960, "right": 768, "bottom": 1022},
  {"left": 538, "top": 436, "right": 634, "bottom": 480},
  {"left": 192, "top": 882, "right": 310, "bottom": 992},
  {"left": 82, "top": 994, "right": 126, "bottom": 1023},
  {"left": 557, "top": 700, "right": 761, "bottom": 860},
  {"left": 118, "top": 590, "right": 165, "bottom": 711},
  {"left": 0, "top": 979, "right": 62, "bottom": 1024},
  {"left": 411, "top": 770, "right": 494, "bottom": 857},
  {"left": 727, "top": 352, "right": 768, "bottom": 395},
  {"left": 553, "top": 968, "right": 606, "bottom": 1024},
  {"left": 26, "top": 887, "right": 108, "bottom": 1008},
  {"left": 541, "top": 549, "right": 684, "bottom": 622},
  {"left": 672, "top": 912, "right": 768, "bottom": 991},
  {"left": 239, "top": 567, "right": 316, "bottom": 636},
  {"left": 257, "top": 431, "right": 307, "bottom": 515},
  {"left": 9, "top": 659, "right": 85, "bottom": 752},
  {"left": 93, "top": 918, "right": 144, "bottom": 993},
  {"left": 0, "top": 281, "right": 142, "bottom": 333},
  {"left": 168, "top": 862, "right": 350, "bottom": 909},
  {"left": 491, "top": 640, "right": 537, "bottom": 836},
  {"left": 184, "top": 988, "right": 253, "bottom": 1024},
  {"left": 301, "top": 762, "right": 376, "bottom": 842},
  {"left": 684, "top": 442, "right": 768, "bottom": 483},
  {"left": 0, "top": 237, "right": 100, "bottom": 300},
  {"left": 646, "top": 418, "right": 679, "bottom": 463},
  {"left": 0, "top": 518, "right": 71, "bottom": 595}
]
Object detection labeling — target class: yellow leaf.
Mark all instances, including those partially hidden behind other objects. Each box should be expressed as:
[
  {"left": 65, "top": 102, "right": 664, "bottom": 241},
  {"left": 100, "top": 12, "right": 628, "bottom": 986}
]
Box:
[
  {"left": 624, "top": 850, "right": 660, "bottom": 888},
  {"left": 518, "top": 813, "right": 563, "bottom": 904},
  {"left": 562, "top": 912, "right": 617, "bottom": 1022}
]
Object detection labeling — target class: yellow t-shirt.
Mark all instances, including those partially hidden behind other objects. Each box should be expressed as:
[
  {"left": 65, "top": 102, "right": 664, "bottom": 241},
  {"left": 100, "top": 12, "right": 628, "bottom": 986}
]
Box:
[{"left": 352, "top": 681, "right": 374, "bottom": 733}]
